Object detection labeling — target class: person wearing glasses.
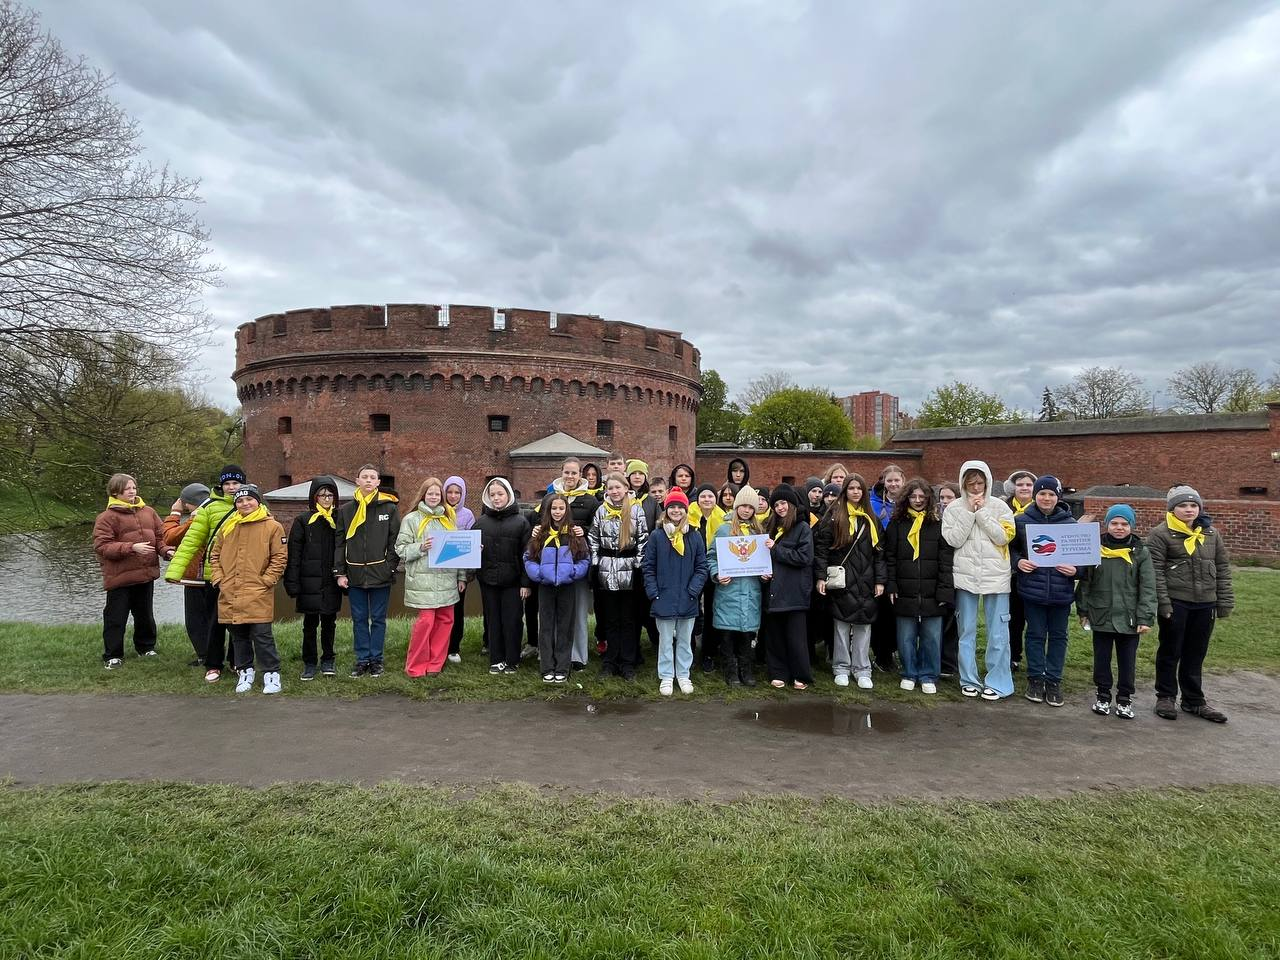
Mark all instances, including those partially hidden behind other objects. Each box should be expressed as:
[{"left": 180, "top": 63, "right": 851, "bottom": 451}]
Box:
[{"left": 284, "top": 477, "right": 344, "bottom": 680}]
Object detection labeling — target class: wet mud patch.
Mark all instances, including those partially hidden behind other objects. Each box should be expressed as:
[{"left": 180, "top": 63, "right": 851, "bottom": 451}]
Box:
[{"left": 736, "top": 701, "right": 908, "bottom": 736}]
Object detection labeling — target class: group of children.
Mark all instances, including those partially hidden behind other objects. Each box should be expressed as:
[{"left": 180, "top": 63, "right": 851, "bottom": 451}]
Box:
[{"left": 93, "top": 453, "right": 1236, "bottom": 721}]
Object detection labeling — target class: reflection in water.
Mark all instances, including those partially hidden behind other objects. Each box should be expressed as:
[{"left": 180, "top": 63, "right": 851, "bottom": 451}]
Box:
[
  {"left": 0, "top": 526, "right": 439, "bottom": 625},
  {"left": 546, "top": 699, "right": 645, "bottom": 718},
  {"left": 736, "top": 702, "right": 907, "bottom": 736}
]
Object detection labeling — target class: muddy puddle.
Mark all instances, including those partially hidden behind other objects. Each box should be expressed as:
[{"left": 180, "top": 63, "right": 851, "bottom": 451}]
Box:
[{"left": 736, "top": 702, "right": 907, "bottom": 737}]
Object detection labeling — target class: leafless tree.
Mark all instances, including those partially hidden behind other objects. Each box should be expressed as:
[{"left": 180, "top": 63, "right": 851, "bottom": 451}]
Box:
[
  {"left": 1168, "top": 362, "right": 1269, "bottom": 413},
  {"left": 736, "top": 369, "right": 796, "bottom": 410},
  {"left": 1055, "top": 366, "right": 1148, "bottom": 420},
  {"left": 0, "top": 0, "right": 216, "bottom": 371}
]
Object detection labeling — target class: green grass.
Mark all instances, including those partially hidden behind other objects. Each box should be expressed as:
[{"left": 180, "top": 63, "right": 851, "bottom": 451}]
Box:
[
  {"left": 0, "top": 783, "right": 1277, "bottom": 958},
  {"left": 1, "top": 569, "right": 1276, "bottom": 703},
  {"left": 0, "top": 483, "right": 95, "bottom": 534}
]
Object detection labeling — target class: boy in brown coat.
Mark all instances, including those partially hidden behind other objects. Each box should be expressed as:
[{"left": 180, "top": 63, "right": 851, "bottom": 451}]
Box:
[
  {"left": 209, "top": 485, "right": 288, "bottom": 694},
  {"left": 93, "top": 473, "right": 170, "bottom": 668}
]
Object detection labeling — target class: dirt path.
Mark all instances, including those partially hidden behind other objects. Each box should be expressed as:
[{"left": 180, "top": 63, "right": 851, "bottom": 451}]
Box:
[{"left": 3, "top": 672, "right": 1278, "bottom": 800}]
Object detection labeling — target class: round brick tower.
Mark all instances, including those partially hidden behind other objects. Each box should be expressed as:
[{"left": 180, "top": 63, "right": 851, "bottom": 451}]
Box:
[{"left": 233, "top": 303, "right": 702, "bottom": 502}]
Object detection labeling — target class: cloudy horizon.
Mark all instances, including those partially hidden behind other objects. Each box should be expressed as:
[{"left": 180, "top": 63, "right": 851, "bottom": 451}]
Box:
[{"left": 33, "top": 0, "right": 1280, "bottom": 415}]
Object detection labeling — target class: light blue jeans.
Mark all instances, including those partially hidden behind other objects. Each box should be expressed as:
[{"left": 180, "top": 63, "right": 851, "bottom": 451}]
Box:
[
  {"left": 656, "top": 617, "right": 695, "bottom": 680},
  {"left": 954, "top": 590, "right": 1013, "bottom": 697}
]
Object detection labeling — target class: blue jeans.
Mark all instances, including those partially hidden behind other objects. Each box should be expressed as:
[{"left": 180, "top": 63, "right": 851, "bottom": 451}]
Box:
[
  {"left": 349, "top": 585, "right": 390, "bottom": 663},
  {"left": 1023, "top": 601, "right": 1070, "bottom": 684},
  {"left": 656, "top": 617, "right": 695, "bottom": 680},
  {"left": 954, "top": 590, "right": 1013, "bottom": 697},
  {"left": 896, "top": 616, "right": 942, "bottom": 683}
]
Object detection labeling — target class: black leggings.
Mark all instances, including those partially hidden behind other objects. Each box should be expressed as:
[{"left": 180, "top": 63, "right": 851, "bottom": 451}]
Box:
[{"left": 765, "top": 610, "right": 813, "bottom": 684}]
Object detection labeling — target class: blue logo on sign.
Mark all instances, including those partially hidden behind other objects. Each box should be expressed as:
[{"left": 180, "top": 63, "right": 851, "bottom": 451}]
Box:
[{"left": 436, "top": 539, "right": 473, "bottom": 564}]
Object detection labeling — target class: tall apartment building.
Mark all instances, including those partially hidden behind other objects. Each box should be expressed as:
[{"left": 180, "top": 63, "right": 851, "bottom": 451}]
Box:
[{"left": 840, "top": 390, "right": 900, "bottom": 441}]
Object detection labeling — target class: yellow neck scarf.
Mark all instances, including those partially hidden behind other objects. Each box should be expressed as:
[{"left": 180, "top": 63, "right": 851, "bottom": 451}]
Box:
[
  {"left": 221, "top": 504, "right": 268, "bottom": 538},
  {"left": 1166, "top": 513, "right": 1205, "bottom": 555},
  {"left": 775, "top": 526, "right": 785, "bottom": 540},
  {"left": 687, "top": 502, "right": 704, "bottom": 527},
  {"left": 107, "top": 496, "right": 145, "bottom": 510},
  {"left": 585, "top": 486, "right": 602, "bottom": 497},
  {"left": 906, "top": 508, "right": 927, "bottom": 560},
  {"left": 732, "top": 517, "right": 755, "bottom": 537},
  {"left": 1100, "top": 545, "right": 1133, "bottom": 565},
  {"left": 758, "top": 507, "right": 771, "bottom": 526},
  {"left": 664, "top": 522, "right": 687, "bottom": 556},
  {"left": 416, "top": 504, "right": 457, "bottom": 537},
  {"left": 346, "top": 488, "right": 398, "bottom": 538},
  {"left": 998, "top": 519, "right": 1016, "bottom": 559},
  {"left": 603, "top": 501, "right": 625, "bottom": 522},
  {"left": 633, "top": 492, "right": 648, "bottom": 505},
  {"left": 309, "top": 504, "right": 335, "bottom": 528},
  {"left": 1010, "top": 498, "right": 1030, "bottom": 516},
  {"left": 544, "top": 527, "right": 563, "bottom": 549},
  {"left": 846, "top": 503, "right": 879, "bottom": 546}
]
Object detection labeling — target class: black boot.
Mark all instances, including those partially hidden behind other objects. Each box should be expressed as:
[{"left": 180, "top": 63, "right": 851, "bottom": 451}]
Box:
[
  {"left": 738, "top": 659, "right": 756, "bottom": 687},
  {"left": 723, "top": 652, "right": 740, "bottom": 686}
]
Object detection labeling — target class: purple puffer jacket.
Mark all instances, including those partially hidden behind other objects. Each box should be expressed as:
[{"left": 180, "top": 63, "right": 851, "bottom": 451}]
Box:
[{"left": 524, "top": 542, "right": 590, "bottom": 587}]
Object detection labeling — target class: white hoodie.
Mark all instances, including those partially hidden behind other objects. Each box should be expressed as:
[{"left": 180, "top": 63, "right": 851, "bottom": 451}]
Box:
[{"left": 942, "top": 459, "right": 1015, "bottom": 595}]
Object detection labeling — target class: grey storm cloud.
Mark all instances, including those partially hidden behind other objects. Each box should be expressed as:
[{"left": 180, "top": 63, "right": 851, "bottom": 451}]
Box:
[{"left": 31, "top": 0, "right": 1280, "bottom": 412}]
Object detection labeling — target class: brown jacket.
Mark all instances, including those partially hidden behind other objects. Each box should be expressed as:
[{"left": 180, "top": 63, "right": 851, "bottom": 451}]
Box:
[
  {"left": 162, "top": 513, "right": 203, "bottom": 582},
  {"left": 209, "top": 513, "right": 288, "bottom": 624},
  {"left": 93, "top": 503, "right": 165, "bottom": 591}
]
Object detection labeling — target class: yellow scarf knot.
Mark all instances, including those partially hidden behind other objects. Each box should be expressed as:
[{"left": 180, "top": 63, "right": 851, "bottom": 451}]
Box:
[
  {"left": 1166, "top": 513, "right": 1205, "bottom": 555},
  {"left": 1100, "top": 545, "right": 1133, "bottom": 565},
  {"left": 1010, "top": 498, "right": 1030, "bottom": 516},
  {"left": 846, "top": 503, "right": 879, "bottom": 546},
  {"left": 107, "top": 496, "right": 146, "bottom": 510},
  {"left": 309, "top": 504, "right": 335, "bottom": 528},
  {"left": 664, "top": 522, "right": 687, "bottom": 556},
  {"left": 416, "top": 504, "right": 457, "bottom": 538},
  {"left": 346, "top": 488, "right": 398, "bottom": 538},
  {"left": 221, "top": 505, "right": 268, "bottom": 538},
  {"left": 906, "top": 508, "right": 927, "bottom": 560},
  {"left": 544, "top": 527, "right": 563, "bottom": 549},
  {"left": 603, "top": 501, "right": 624, "bottom": 522}
]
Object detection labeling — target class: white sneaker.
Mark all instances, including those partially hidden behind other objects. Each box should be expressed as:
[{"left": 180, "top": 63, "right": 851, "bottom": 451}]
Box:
[
  {"left": 659, "top": 678, "right": 673, "bottom": 696},
  {"left": 921, "top": 682, "right": 937, "bottom": 695},
  {"left": 262, "top": 671, "right": 281, "bottom": 695},
  {"left": 235, "top": 667, "right": 255, "bottom": 693},
  {"left": 856, "top": 676, "right": 874, "bottom": 690},
  {"left": 900, "top": 679, "right": 916, "bottom": 691},
  {"left": 833, "top": 674, "right": 850, "bottom": 687},
  {"left": 677, "top": 677, "right": 694, "bottom": 695},
  {"left": 447, "top": 653, "right": 461, "bottom": 664}
]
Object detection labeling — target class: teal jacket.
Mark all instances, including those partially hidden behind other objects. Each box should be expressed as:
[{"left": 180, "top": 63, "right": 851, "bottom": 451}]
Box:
[
  {"left": 707, "top": 523, "right": 763, "bottom": 632},
  {"left": 163, "top": 493, "right": 234, "bottom": 582},
  {"left": 1075, "top": 534, "right": 1157, "bottom": 634}
]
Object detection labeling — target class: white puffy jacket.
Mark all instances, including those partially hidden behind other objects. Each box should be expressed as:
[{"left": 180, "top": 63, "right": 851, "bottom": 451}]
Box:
[{"left": 942, "top": 459, "right": 1014, "bottom": 596}]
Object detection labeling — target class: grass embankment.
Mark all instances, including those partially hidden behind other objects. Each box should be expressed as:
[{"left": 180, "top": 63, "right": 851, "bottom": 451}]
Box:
[
  {"left": 1, "top": 783, "right": 1277, "bottom": 959},
  {"left": 0, "top": 484, "right": 94, "bottom": 535},
  {"left": 1, "top": 570, "right": 1276, "bottom": 703}
]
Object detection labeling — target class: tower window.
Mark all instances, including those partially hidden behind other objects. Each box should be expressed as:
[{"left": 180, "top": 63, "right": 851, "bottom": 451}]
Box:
[
  {"left": 669, "top": 425, "right": 678, "bottom": 443},
  {"left": 489, "top": 415, "right": 510, "bottom": 432},
  {"left": 370, "top": 413, "right": 391, "bottom": 432},
  {"left": 596, "top": 419, "right": 614, "bottom": 438},
  {"left": 277, "top": 416, "right": 292, "bottom": 435}
]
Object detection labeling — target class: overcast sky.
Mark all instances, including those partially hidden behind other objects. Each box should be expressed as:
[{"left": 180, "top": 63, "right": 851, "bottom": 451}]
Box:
[{"left": 34, "top": 0, "right": 1280, "bottom": 413}]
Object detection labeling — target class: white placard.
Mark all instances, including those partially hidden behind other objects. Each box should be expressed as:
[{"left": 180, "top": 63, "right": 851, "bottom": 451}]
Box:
[
  {"left": 427, "top": 530, "right": 482, "bottom": 569},
  {"left": 715, "top": 535, "right": 774, "bottom": 578},
  {"left": 1024, "top": 522, "right": 1101, "bottom": 567}
]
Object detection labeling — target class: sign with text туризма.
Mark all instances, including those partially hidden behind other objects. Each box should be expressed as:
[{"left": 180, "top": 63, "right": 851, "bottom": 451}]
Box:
[
  {"left": 715, "top": 535, "right": 773, "bottom": 578},
  {"left": 1024, "top": 522, "right": 1102, "bottom": 567},
  {"left": 427, "top": 530, "right": 482, "bottom": 569}
]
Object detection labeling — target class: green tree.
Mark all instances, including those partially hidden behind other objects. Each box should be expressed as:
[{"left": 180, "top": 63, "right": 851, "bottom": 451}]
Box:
[
  {"left": 742, "top": 388, "right": 854, "bottom": 450},
  {"left": 915, "top": 381, "right": 1019, "bottom": 428},
  {"left": 696, "top": 369, "right": 743, "bottom": 444},
  {"left": 1038, "top": 386, "right": 1060, "bottom": 422}
]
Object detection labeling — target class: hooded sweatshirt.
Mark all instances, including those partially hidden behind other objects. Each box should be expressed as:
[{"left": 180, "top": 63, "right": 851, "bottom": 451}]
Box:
[
  {"left": 284, "top": 476, "right": 343, "bottom": 614},
  {"left": 726, "top": 458, "right": 751, "bottom": 487},
  {"left": 443, "top": 475, "right": 476, "bottom": 530},
  {"left": 941, "top": 459, "right": 1015, "bottom": 596},
  {"left": 474, "top": 478, "right": 531, "bottom": 588}
]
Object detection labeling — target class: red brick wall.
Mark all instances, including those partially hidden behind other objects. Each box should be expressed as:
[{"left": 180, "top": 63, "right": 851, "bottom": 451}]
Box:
[
  {"left": 887, "top": 411, "right": 1279, "bottom": 500},
  {"left": 234, "top": 303, "right": 700, "bottom": 505},
  {"left": 694, "top": 449, "right": 925, "bottom": 490},
  {"left": 1082, "top": 497, "right": 1280, "bottom": 561}
]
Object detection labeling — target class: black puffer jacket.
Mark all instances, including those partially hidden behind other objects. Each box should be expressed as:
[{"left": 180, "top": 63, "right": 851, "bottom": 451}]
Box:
[
  {"left": 285, "top": 477, "right": 343, "bottom": 614},
  {"left": 767, "top": 520, "right": 814, "bottom": 612},
  {"left": 883, "top": 514, "right": 954, "bottom": 618},
  {"left": 813, "top": 511, "right": 885, "bottom": 624},
  {"left": 474, "top": 485, "right": 531, "bottom": 588}
]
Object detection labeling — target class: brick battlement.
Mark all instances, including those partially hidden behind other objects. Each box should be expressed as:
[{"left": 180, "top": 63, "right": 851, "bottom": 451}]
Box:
[{"left": 234, "top": 303, "right": 701, "bottom": 381}]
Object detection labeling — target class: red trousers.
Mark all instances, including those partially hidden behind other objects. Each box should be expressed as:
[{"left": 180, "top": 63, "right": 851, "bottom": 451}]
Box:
[{"left": 405, "top": 606, "right": 455, "bottom": 676}]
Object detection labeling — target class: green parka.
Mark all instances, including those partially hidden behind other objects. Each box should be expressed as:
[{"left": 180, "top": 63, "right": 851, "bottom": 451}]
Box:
[
  {"left": 395, "top": 505, "right": 468, "bottom": 610},
  {"left": 1075, "top": 535, "right": 1157, "bottom": 634},
  {"left": 163, "top": 492, "right": 234, "bottom": 582},
  {"left": 1147, "top": 516, "right": 1234, "bottom": 620}
]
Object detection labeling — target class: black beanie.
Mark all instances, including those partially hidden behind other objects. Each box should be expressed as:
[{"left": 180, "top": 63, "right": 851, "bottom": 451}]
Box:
[{"left": 219, "top": 464, "right": 247, "bottom": 485}]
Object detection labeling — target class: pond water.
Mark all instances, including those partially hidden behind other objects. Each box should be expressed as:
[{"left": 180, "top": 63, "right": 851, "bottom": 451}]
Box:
[{"left": 0, "top": 526, "right": 437, "bottom": 624}]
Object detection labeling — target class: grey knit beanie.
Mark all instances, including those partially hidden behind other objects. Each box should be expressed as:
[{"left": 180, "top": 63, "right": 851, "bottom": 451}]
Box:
[
  {"left": 180, "top": 482, "right": 210, "bottom": 507},
  {"left": 1166, "top": 485, "right": 1202, "bottom": 510}
]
